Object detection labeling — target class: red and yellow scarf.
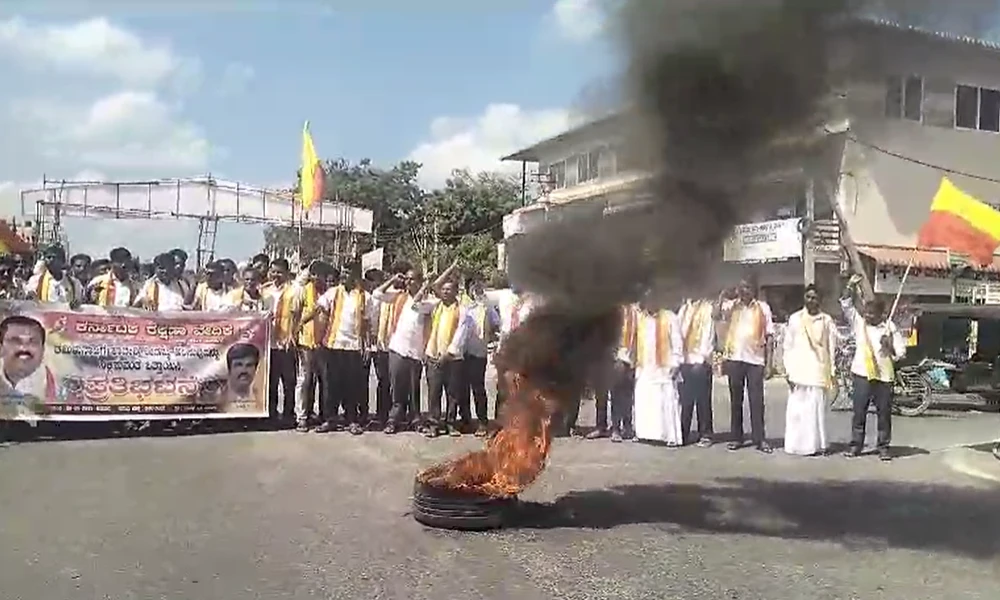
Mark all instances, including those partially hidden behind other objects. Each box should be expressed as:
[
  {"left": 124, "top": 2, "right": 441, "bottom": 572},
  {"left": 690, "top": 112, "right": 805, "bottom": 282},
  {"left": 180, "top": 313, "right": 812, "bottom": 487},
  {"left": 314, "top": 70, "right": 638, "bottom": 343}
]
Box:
[
  {"left": 682, "top": 300, "right": 711, "bottom": 355},
  {"left": 724, "top": 301, "right": 765, "bottom": 358},
  {"left": 323, "top": 286, "right": 367, "bottom": 348},
  {"left": 637, "top": 310, "right": 672, "bottom": 367},
  {"left": 96, "top": 273, "right": 117, "bottom": 307},
  {"left": 272, "top": 284, "right": 296, "bottom": 346}
]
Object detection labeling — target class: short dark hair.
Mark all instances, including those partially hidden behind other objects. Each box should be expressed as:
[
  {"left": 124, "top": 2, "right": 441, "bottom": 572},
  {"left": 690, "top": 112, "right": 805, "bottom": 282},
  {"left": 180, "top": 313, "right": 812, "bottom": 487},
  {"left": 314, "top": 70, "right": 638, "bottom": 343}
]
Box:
[
  {"left": 364, "top": 268, "right": 384, "bottom": 283},
  {"left": 252, "top": 253, "right": 270, "bottom": 264},
  {"left": 866, "top": 297, "right": 886, "bottom": 314},
  {"left": 154, "top": 253, "right": 175, "bottom": 268},
  {"left": 109, "top": 247, "right": 131, "bottom": 262},
  {"left": 804, "top": 283, "right": 820, "bottom": 296},
  {"left": 218, "top": 258, "right": 236, "bottom": 269},
  {"left": 70, "top": 253, "right": 91, "bottom": 264},
  {"left": 391, "top": 261, "right": 411, "bottom": 275},
  {"left": 271, "top": 258, "right": 289, "bottom": 271},
  {"left": 465, "top": 274, "right": 484, "bottom": 294},
  {"left": 226, "top": 343, "right": 260, "bottom": 369},
  {"left": 0, "top": 315, "right": 46, "bottom": 345},
  {"left": 169, "top": 248, "right": 188, "bottom": 262}
]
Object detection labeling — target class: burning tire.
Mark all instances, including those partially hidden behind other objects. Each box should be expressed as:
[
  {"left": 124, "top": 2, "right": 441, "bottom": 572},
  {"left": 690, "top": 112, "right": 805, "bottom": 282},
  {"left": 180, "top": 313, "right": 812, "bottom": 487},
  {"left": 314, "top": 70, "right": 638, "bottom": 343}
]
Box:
[{"left": 411, "top": 479, "right": 515, "bottom": 531}]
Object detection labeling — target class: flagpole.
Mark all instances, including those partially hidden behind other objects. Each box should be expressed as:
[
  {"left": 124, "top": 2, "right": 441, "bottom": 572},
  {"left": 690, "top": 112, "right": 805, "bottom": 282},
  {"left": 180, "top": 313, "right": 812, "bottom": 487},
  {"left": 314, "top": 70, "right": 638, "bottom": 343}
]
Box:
[{"left": 888, "top": 256, "right": 914, "bottom": 321}]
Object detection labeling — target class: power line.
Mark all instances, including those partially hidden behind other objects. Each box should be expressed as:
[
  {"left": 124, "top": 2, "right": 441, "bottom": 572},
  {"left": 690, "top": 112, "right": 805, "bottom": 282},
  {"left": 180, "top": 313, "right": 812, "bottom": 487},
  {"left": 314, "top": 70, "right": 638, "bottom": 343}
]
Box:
[{"left": 846, "top": 132, "right": 1000, "bottom": 185}]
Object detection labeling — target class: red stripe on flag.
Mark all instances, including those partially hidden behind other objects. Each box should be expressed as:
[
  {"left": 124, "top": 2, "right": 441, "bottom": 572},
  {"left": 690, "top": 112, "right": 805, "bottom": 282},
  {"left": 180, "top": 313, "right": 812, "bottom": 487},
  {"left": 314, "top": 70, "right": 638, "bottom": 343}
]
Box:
[{"left": 917, "top": 210, "right": 1000, "bottom": 267}]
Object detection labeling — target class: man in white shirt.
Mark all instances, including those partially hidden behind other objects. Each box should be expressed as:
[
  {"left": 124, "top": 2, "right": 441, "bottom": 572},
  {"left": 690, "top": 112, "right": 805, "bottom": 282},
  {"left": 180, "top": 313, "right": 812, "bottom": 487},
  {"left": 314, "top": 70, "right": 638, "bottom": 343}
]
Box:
[
  {"left": 302, "top": 263, "right": 373, "bottom": 435},
  {"left": 716, "top": 277, "right": 775, "bottom": 453},
  {"left": 192, "top": 261, "right": 240, "bottom": 312},
  {"left": 88, "top": 247, "right": 137, "bottom": 308},
  {"left": 372, "top": 262, "right": 456, "bottom": 434},
  {"left": 133, "top": 253, "right": 188, "bottom": 311},
  {"left": 462, "top": 276, "right": 501, "bottom": 436},
  {"left": 485, "top": 280, "right": 534, "bottom": 420},
  {"left": 840, "top": 275, "right": 905, "bottom": 461},
  {"left": 782, "top": 284, "right": 837, "bottom": 456},
  {"left": 423, "top": 275, "right": 471, "bottom": 438},
  {"left": 26, "top": 245, "right": 83, "bottom": 307},
  {"left": 678, "top": 297, "right": 717, "bottom": 446},
  {"left": 0, "top": 315, "right": 58, "bottom": 408}
]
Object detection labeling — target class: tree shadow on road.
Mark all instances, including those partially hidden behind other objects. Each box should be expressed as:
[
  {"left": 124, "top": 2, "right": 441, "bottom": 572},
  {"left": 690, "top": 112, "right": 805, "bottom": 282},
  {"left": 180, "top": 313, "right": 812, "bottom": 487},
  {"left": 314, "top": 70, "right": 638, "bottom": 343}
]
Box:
[{"left": 509, "top": 478, "right": 999, "bottom": 558}]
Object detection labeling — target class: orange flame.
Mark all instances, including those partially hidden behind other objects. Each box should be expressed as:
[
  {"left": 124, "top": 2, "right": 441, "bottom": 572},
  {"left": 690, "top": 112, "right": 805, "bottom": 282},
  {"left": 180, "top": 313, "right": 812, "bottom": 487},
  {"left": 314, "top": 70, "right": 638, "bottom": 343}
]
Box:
[{"left": 416, "top": 306, "right": 621, "bottom": 499}]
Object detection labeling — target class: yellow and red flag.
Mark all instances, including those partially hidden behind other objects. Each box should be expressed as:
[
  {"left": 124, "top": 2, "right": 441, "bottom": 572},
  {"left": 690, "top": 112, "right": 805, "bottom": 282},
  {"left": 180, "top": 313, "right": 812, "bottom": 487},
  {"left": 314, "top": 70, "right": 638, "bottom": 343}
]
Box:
[
  {"left": 917, "top": 177, "right": 1000, "bottom": 267},
  {"left": 300, "top": 120, "right": 324, "bottom": 212}
]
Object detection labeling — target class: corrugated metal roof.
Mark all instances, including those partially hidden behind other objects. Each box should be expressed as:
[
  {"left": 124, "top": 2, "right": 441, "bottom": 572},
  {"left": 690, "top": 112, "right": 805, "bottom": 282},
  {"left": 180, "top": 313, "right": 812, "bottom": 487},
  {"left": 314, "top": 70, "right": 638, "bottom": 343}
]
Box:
[
  {"left": 859, "top": 244, "right": 1000, "bottom": 273},
  {"left": 863, "top": 17, "right": 1000, "bottom": 53}
]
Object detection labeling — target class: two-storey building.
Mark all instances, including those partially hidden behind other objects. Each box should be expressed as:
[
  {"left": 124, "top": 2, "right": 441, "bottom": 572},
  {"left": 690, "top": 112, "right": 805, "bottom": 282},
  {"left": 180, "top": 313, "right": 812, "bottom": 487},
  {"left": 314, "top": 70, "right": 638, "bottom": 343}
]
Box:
[{"left": 500, "top": 19, "right": 1000, "bottom": 316}]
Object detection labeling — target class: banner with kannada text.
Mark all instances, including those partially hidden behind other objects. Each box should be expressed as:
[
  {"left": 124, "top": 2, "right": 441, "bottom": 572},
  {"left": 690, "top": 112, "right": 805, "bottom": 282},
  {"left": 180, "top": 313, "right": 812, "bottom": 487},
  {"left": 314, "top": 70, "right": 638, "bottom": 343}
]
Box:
[{"left": 0, "top": 301, "right": 270, "bottom": 421}]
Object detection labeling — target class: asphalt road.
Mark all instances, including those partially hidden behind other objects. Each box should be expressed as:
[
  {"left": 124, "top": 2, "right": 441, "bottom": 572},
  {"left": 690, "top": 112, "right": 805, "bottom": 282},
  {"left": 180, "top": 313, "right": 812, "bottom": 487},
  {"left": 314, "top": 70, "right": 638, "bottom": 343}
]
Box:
[{"left": 2, "top": 378, "right": 999, "bottom": 600}]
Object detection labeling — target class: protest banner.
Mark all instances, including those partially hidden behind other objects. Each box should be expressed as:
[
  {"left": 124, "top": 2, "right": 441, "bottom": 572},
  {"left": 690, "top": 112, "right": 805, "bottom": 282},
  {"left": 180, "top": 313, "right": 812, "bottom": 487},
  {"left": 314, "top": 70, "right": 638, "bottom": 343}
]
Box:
[{"left": 0, "top": 301, "right": 270, "bottom": 421}]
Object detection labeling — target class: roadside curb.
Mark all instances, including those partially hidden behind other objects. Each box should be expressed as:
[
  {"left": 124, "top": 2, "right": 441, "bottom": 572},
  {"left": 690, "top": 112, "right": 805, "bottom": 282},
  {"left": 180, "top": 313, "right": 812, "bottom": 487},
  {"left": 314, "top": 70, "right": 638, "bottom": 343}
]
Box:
[{"left": 942, "top": 445, "right": 1000, "bottom": 484}]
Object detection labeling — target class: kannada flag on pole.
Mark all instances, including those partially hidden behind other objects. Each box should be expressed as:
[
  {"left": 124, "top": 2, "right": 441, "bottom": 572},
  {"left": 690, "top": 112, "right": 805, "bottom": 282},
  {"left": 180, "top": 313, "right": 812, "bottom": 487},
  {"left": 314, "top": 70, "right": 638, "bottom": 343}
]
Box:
[
  {"left": 300, "top": 120, "right": 324, "bottom": 212},
  {"left": 916, "top": 177, "right": 1000, "bottom": 267}
]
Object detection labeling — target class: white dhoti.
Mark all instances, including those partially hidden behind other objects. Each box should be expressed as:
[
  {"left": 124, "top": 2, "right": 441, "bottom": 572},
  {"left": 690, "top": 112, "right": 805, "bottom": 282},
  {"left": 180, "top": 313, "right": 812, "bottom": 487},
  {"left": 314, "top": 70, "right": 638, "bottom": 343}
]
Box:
[
  {"left": 633, "top": 367, "right": 683, "bottom": 444},
  {"left": 783, "top": 384, "right": 828, "bottom": 455}
]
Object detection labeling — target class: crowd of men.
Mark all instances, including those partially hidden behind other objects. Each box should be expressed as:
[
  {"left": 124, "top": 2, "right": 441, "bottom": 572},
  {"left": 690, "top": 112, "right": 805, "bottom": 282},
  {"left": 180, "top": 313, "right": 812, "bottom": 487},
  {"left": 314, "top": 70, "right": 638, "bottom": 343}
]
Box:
[{"left": 0, "top": 244, "right": 906, "bottom": 461}]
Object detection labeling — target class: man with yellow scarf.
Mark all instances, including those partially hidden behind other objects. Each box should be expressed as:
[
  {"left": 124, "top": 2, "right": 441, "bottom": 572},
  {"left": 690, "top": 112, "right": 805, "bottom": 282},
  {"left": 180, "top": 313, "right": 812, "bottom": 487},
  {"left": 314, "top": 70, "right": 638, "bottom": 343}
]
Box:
[
  {"left": 840, "top": 275, "right": 905, "bottom": 462},
  {"left": 87, "top": 247, "right": 137, "bottom": 308},
  {"left": 422, "top": 267, "right": 470, "bottom": 438},
  {"left": 300, "top": 263, "right": 372, "bottom": 435},
  {"left": 290, "top": 261, "right": 336, "bottom": 432},
  {"left": 716, "top": 276, "right": 775, "bottom": 453},
  {"left": 26, "top": 245, "right": 83, "bottom": 307},
  {"left": 678, "top": 295, "right": 717, "bottom": 446}
]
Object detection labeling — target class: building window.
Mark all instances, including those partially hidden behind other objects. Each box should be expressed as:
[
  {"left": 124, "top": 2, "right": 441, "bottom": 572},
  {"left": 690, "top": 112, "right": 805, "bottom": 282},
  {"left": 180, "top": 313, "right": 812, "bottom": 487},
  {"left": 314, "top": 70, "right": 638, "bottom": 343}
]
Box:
[
  {"left": 885, "top": 74, "right": 923, "bottom": 122},
  {"left": 956, "top": 84, "right": 1000, "bottom": 132},
  {"left": 549, "top": 161, "right": 566, "bottom": 189},
  {"left": 577, "top": 149, "right": 601, "bottom": 183}
]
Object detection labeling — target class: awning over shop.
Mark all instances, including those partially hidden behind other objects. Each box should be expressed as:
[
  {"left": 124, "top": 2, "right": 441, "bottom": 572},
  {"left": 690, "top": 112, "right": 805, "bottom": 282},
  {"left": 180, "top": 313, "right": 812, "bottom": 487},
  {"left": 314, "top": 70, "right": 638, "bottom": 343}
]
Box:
[{"left": 858, "top": 244, "right": 1000, "bottom": 273}]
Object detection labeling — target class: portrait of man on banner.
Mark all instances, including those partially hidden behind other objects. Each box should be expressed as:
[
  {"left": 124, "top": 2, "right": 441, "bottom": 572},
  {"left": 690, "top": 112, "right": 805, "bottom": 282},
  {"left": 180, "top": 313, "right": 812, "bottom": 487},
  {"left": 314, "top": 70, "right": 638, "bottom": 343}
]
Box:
[{"left": 0, "top": 314, "right": 58, "bottom": 408}]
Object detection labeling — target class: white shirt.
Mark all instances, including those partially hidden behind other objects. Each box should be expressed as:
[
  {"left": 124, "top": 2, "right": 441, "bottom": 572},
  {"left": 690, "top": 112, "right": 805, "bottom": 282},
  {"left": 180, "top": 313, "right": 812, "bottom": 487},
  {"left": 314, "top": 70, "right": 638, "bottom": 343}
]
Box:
[
  {"left": 2, "top": 362, "right": 51, "bottom": 401},
  {"left": 678, "top": 299, "right": 715, "bottom": 365},
  {"left": 721, "top": 299, "right": 775, "bottom": 366},
  {"left": 318, "top": 286, "right": 374, "bottom": 352},
  {"left": 26, "top": 271, "right": 82, "bottom": 305},
  {"left": 198, "top": 286, "right": 240, "bottom": 312},
  {"left": 136, "top": 278, "right": 187, "bottom": 311},
  {"left": 373, "top": 289, "right": 435, "bottom": 360},
  {"left": 634, "top": 309, "right": 683, "bottom": 374},
  {"left": 840, "top": 297, "right": 906, "bottom": 383},
  {"left": 87, "top": 274, "right": 134, "bottom": 307},
  {"left": 486, "top": 289, "right": 534, "bottom": 337},
  {"left": 782, "top": 309, "right": 837, "bottom": 387},
  {"left": 462, "top": 300, "right": 501, "bottom": 358}
]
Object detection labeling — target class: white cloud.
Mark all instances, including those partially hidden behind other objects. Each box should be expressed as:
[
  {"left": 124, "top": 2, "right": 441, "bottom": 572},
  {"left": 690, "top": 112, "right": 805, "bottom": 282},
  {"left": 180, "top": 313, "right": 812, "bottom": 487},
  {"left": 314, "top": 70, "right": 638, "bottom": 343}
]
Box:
[
  {"left": 12, "top": 91, "right": 211, "bottom": 171},
  {"left": 0, "top": 16, "right": 238, "bottom": 260},
  {"left": 550, "top": 0, "right": 607, "bottom": 42},
  {"left": 0, "top": 16, "right": 194, "bottom": 88},
  {"left": 408, "top": 103, "right": 579, "bottom": 189}
]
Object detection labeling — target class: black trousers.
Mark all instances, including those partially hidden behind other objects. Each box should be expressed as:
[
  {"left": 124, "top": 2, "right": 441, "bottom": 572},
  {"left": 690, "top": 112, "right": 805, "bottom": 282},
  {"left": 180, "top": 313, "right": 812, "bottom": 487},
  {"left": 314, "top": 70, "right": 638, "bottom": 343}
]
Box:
[
  {"left": 679, "top": 362, "right": 714, "bottom": 443},
  {"left": 427, "top": 359, "right": 464, "bottom": 425},
  {"left": 726, "top": 360, "right": 766, "bottom": 445},
  {"left": 297, "top": 348, "right": 324, "bottom": 423},
  {"left": 324, "top": 349, "right": 364, "bottom": 425},
  {"left": 388, "top": 351, "right": 423, "bottom": 425},
  {"left": 850, "top": 375, "right": 892, "bottom": 449},
  {"left": 268, "top": 348, "right": 297, "bottom": 419},
  {"left": 462, "top": 354, "right": 489, "bottom": 424},
  {"left": 355, "top": 352, "right": 371, "bottom": 424},
  {"left": 597, "top": 361, "right": 635, "bottom": 434},
  {"left": 369, "top": 351, "right": 391, "bottom": 424}
]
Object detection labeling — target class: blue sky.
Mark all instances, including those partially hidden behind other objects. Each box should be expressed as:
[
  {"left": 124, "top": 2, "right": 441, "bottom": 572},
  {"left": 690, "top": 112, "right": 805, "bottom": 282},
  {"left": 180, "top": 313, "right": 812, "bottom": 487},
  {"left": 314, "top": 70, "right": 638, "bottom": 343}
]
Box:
[{"left": 0, "top": 1, "right": 613, "bottom": 262}]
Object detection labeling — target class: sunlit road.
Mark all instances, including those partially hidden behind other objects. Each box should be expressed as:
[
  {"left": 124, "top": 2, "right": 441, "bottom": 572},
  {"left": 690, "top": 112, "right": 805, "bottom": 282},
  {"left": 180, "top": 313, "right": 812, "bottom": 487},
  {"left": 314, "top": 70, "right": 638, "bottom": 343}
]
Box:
[{"left": 2, "top": 388, "right": 999, "bottom": 600}]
